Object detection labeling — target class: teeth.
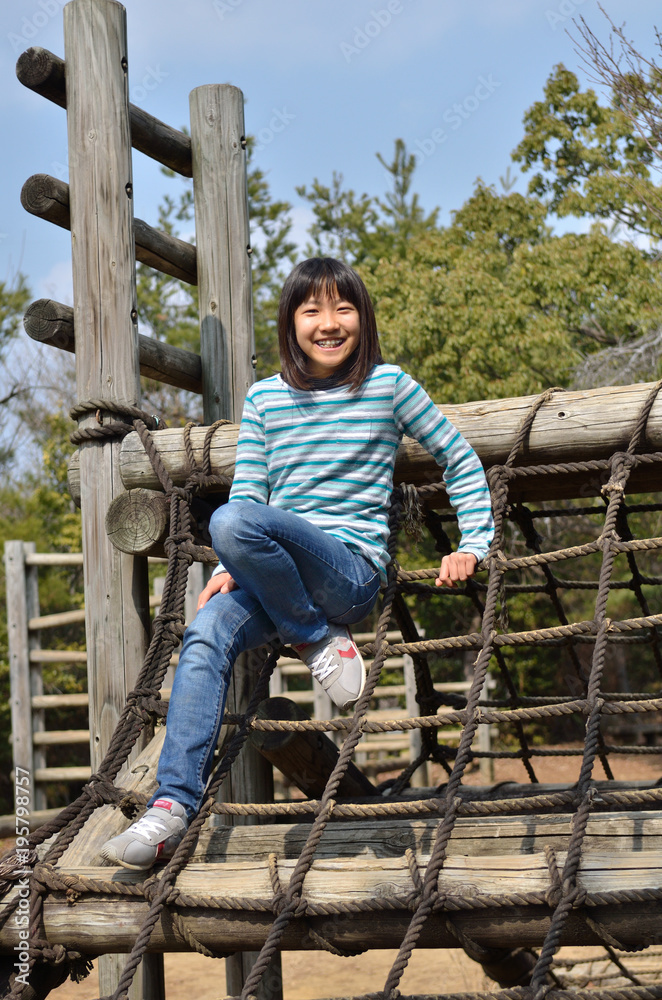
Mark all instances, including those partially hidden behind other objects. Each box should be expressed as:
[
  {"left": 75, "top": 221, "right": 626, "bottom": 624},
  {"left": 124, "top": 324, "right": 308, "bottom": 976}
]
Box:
[{"left": 318, "top": 339, "right": 343, "bottom": 349}]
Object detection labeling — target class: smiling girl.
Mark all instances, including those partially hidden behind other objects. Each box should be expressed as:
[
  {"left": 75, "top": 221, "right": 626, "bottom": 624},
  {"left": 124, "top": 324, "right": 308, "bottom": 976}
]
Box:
[{"left": 101, "top": 256, "right": 494, "bottom": 870}]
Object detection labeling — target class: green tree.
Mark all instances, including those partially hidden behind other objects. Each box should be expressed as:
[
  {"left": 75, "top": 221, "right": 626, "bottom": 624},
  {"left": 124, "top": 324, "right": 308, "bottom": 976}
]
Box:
[
  {"left": 297, "top": 139, "right": 439, "bottom": 270},
  {"left": 368, "top": 181, "right": 662, "bottom": 401},
  {"left": 0, "top": 275, "right": 32, "bottom": 469},
  {"left": 512, "top": 62, "right": 662, "bottom": 239}
]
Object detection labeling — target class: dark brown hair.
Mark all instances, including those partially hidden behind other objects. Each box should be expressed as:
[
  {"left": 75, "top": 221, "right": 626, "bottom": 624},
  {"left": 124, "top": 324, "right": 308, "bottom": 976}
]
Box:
[{"left": 277, "top": 257, "right": 383, "bottom": 391}]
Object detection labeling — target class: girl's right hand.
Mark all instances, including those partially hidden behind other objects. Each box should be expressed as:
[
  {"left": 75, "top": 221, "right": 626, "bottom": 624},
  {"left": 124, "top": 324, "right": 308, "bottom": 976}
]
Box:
[{"left": 197, "top": 572, "right": 236, "bottom": 611}]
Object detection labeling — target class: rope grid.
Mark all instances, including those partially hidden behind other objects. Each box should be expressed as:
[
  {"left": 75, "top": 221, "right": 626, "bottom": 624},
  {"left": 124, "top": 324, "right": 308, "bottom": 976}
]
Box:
[{"left": 1, "top": 386, "right": 662, "bottom": 1000}]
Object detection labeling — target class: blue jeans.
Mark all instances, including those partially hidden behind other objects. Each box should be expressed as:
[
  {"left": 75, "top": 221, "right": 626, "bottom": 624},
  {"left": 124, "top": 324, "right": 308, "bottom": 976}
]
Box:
[{"left": 151, "top": 501, "right": 381, "bottom": 817}]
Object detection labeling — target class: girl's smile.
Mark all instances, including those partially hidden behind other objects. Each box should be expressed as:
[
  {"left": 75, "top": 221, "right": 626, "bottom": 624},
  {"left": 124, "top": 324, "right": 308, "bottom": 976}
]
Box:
[{"left": 294, "top": 294, "right": 360, "bottom": 377}]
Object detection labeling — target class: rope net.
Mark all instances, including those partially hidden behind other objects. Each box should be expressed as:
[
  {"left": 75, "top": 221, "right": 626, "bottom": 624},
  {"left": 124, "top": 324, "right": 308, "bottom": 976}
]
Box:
[{"left": 2, "top": 386, "right": 662, "bottom": 1000}]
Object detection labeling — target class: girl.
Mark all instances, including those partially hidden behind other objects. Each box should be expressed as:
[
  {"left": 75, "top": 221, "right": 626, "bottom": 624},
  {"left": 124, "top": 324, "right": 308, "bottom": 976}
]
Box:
[{"left": 102, "top": 257, "right": 494, "bottom": 870}]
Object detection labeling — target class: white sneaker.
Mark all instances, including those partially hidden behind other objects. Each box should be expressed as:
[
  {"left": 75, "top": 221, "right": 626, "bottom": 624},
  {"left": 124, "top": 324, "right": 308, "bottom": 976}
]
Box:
[
  {"left": 294, "top": 624, "right": 366, "bottom": 710},
  {"left": 100, "top": 798, "right": 188, "bottom": 871}
]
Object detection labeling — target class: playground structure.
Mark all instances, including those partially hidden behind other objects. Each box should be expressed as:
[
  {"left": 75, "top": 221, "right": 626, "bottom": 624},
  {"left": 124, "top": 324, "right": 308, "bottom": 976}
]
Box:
[{"left": 2, "top": 2, "right": 662, "bottom": 1000}]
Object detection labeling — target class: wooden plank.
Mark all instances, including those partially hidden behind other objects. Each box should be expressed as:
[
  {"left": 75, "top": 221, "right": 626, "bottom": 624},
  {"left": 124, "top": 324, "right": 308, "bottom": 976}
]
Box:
[
  {"left": 24, "top": 298, "right": 203, "bottom": 394},
  {"left": 25, "top": 553, "right": 84, "bottom": 566},
  {"left": 34, "top": 766, "right": 92, "bottom": 782},
  {"left": 30, "top": 650, "right": 88, "bottom": 664},
  {"left": 5, "top": 541, "right": 35, "bottom": 812},
  {"left": 33, "top": 730, "right": 90, "bottom": 746},
  {"left": 115, "top": 382, "right": 662, "bottom": 504},
  {"left": 74, "top": 849, "right": 662, "bottom": 898},
  {"left": 29, "top": 609, "right": 86, "bottom": 629},
  {"left": 21, "top": 176, "right": 198, "bottom": 284},
  {"left": 51, "top": 808, "right": 662, "bottom": 866},
  {"left": 62, "top": 3, "right": 157, "bottom": 997},
  {"left": 16, "top": 46, "right": 192, "bottom": 176},
  {"left": 32, "top": 694, "right": 89, "bottom": 709}
]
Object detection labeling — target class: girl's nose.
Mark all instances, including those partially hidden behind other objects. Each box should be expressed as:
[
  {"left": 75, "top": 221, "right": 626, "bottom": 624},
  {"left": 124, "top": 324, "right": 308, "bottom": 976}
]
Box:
[{"left": 318, "top": 309, "right": 339, "bottom": 330}]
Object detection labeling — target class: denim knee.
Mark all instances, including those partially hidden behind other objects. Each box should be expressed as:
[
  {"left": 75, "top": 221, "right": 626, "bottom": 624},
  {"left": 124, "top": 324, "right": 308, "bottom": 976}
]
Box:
[{"left": 210, "top": 502, "right": 248, "bottom": 556}]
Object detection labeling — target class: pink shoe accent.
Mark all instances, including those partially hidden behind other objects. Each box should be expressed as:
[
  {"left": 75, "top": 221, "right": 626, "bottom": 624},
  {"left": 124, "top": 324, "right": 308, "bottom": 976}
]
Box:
[{"left": 153, "top": 799, "right": 174, "bottom": 811}]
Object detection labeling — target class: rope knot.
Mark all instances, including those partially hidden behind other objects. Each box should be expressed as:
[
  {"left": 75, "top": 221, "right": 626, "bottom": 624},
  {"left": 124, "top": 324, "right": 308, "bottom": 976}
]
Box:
[{"left": 401, "top": 483, "right": 424, "bottom": 540}]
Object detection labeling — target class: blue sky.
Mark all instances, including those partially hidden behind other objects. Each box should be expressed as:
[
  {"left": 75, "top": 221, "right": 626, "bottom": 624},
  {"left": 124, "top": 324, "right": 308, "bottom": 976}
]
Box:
[{"left": 2, "top": 0, "right": 661, "bottom": 306}]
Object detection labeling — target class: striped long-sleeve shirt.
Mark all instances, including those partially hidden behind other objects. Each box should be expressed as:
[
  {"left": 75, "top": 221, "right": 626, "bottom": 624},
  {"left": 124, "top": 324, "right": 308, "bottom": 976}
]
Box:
[{"left": 218, "top": 363, "right": 494, "bottom": 583}]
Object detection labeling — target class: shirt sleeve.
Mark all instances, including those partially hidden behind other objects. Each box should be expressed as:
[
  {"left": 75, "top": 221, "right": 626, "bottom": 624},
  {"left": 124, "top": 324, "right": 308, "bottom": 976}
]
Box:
[
  {"left": 211, "top": 391, "right": 269, "bottom": 577},
  {"left": 393, "top": 370, "right": 494, "bottom": 561}
]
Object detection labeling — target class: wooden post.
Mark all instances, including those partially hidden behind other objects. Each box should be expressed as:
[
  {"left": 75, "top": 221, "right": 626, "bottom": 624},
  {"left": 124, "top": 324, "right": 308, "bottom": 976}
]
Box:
[
  {"left": 189, "top": 82, "right": 281, "bottom": 1000},
  {"left": 6, "top": 542, "right": 37, "bottom": 812},
  {"left": 62, "top": 2, "right": 159, "bottom": 997},
  {"left": 24, "top": 543, "right": 47, "bottom": 810},
  {"left": 404, "top": 653, "right": 429, "bottom": 788}
]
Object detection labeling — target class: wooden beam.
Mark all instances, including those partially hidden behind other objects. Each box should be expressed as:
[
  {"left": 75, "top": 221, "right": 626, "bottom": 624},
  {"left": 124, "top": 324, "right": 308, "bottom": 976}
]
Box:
[
  {"left": 15, "top": 46, "right": 192, "bottom": 177},
  {"left": 3, "top": 847, "right": 662, "bottom": 954},
  {"left": 105, "top": 488, "right": 170, "bottom": 556},
  {"left": 110, "top": 382, "right": 662, "bottom": 505},
  {"left": 250, "top": 697, "right": 376, "bottom": 799},
  {"left": 21, "top": 175, "right": 197, "bottom": 284},
  {"left": 24, "top": 298, "right": 203, "bottom": 394}
]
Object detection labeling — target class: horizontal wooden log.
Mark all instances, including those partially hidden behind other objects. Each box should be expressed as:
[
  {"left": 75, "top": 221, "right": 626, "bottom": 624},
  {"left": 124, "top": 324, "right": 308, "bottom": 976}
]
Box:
[
  {"left": 250, "top": 697, "right": 376, "bottom": 799},
  {"left": 21, "top": 175, "right": 197, "bottom": 284},
  {"left": 23, "top": 299, "right": 202, "bottom": 398},
  {"left": 2, "top": 846, "right": 661, "bottom": 954},
  {"left": 0, "top": 807, "right": 62, "bottom": 837},
  {"left": 33, "top": 766, "right": 91, "bottom": 782},
  {"left": 24, "top": 552, "right": 84, "bottom": 566},
  {"left": 16, "top": 47, "right": 192, "bottom": 176},
  {"left": 107, "top": 383, "right": 662, "bottom": 506},
  {"left": 105, "top": 488, "right": 170, "bottom": 556},
  {"left": 29, "top": 650, "right": 87, "bottom": 664},
  {"left": 31, "top": 693, "right": 89, "bottom": 709},
  {"left": 28, "top": 608, "right": 86, "bottom": 629},
  {"left": 32, "top": 729, "right": 90, "bottom": 745}
]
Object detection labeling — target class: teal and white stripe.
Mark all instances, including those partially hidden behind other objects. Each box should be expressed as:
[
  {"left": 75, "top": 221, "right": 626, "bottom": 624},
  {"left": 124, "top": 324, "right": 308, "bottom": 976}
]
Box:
[{"left": 221, "top": 363, "right": 494, "bottom": 583}]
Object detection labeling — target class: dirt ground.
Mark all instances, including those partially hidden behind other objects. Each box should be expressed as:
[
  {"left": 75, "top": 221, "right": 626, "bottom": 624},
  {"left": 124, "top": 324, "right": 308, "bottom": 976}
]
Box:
[{"left": 4, "top": 745, "right": 661, "bottom": 1000}]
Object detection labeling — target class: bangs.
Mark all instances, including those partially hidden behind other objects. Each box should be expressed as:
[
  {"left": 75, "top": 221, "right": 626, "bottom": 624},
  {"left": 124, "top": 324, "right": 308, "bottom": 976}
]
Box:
[{"left": 288, "top": 259, "right": 364, "bottom": 312}]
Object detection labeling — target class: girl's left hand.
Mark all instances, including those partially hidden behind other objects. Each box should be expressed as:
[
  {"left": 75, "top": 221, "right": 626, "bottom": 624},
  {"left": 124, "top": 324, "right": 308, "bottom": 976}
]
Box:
[{"left": 435, "top": 552, "right": 477, "bottom": 587}]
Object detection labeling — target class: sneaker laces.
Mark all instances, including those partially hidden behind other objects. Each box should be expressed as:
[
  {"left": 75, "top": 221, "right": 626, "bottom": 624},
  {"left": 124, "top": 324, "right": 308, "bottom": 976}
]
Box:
[
  {"left": 307, "top": 646, "right": 340, "bottom": 682},
  {"left": 131, "top": 814, "right": 170, "bottom": 839}
]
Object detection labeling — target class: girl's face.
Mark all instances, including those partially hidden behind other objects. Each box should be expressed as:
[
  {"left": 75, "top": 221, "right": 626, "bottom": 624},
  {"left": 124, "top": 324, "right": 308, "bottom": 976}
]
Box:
[{"left": 293, "top": 292, "right": 361, "bottom": 378}]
